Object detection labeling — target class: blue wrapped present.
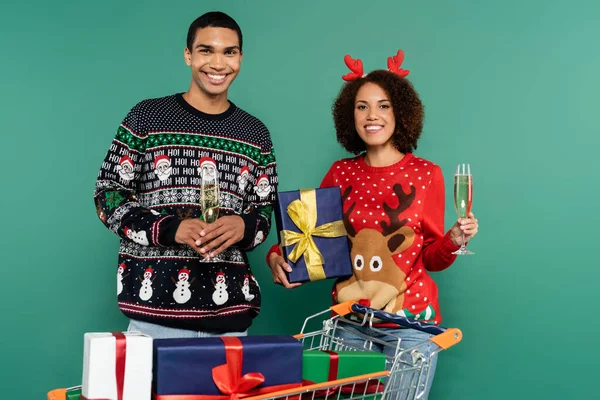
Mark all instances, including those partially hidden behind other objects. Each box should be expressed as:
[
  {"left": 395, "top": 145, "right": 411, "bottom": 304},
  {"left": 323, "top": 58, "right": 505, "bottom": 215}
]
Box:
[
  {"left": 153, "top": 335, "right": 303, "bottom": 399},
  {"left": 275, "top": 187, "right": 353, "bottom": 283}
]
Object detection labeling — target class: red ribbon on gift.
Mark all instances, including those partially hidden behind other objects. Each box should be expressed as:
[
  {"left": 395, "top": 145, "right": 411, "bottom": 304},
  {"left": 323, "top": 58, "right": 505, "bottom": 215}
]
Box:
[
  {"left": 300, "top": 350, "right": 384, "bottom": 398},
  {"left": 81, "top": 332, "right": 127, "bottom": 400},
  {"left": 155, "top": 337, "right": 301, "bottom": 400}
]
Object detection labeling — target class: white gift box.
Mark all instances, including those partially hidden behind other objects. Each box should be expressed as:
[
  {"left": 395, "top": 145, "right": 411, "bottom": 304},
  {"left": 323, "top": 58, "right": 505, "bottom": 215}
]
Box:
[{"left": 81, "top": 332, "right": 153, "bottom": 400}]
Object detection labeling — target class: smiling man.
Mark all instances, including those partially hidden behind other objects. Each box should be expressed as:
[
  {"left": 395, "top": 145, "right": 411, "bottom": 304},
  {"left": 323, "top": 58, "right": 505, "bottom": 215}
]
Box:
[{"left": 93, "top": 12, "right": 278, "bottom": 339}]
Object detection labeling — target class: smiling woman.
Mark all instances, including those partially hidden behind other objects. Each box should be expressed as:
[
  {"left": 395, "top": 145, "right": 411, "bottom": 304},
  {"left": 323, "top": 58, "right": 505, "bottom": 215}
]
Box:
[{"left": 266, "top": 51, "right": 479, "bottom": 400}]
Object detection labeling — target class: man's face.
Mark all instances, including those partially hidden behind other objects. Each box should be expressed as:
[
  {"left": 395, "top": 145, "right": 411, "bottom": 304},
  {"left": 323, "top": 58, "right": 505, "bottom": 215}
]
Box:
[{"left": 184, "top": 27, "right": 242, "bottom": 97}]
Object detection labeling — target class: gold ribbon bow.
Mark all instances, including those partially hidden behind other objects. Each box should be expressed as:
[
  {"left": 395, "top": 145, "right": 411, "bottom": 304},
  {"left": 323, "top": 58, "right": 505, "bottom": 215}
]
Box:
[{"left": 281, "top": 189, "right": 347, "bottom": 281}]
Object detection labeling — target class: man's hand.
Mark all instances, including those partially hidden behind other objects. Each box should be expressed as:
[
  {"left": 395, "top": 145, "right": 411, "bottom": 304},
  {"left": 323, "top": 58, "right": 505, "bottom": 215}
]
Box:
[
  {"left": 174, "top": 219, "right": 209, "bottom": 253},
  {"left": 197, "top": 216, "right": 245, "bottom": 258}
]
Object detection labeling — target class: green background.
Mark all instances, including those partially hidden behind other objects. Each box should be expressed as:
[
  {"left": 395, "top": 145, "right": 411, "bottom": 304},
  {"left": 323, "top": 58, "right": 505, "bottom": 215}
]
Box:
[{"left": 1, "top": 0, "right": 597, "bottom": 398}]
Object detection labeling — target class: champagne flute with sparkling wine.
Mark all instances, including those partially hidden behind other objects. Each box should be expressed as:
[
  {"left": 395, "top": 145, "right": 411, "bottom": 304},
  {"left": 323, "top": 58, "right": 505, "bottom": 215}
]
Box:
[
  {"left": 200, "top": 169, "right": 220, "bottom": 261},
  {"left": 201, "top": 173, "right": 220, "bottom": 224},
  {"left": 452, "top": 163, "right": 474, "bottom": 255}
]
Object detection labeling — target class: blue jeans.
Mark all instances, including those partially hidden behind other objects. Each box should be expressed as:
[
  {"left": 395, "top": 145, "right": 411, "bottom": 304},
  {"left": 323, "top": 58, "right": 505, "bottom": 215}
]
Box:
[
  {"left": 335, "top": 322, "right": 439, "bottom": 400},
  {"left": 127, "top": 319, "right": 248, "bottom": 339}
]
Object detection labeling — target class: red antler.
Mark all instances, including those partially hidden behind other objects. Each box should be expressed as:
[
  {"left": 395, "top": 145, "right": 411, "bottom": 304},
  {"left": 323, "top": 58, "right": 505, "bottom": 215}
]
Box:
[
  {"left": 342, "top": 54, "right": 364, "bottom": 81},
  {"left": 387, "top": 50, "right": 410, "bottom": 77}
]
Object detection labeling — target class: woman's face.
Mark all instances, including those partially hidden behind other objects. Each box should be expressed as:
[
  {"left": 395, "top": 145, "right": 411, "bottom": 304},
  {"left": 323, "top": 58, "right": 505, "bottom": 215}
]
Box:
[{"left": 353, "top": 82, "right": 396, "bottom": 150}]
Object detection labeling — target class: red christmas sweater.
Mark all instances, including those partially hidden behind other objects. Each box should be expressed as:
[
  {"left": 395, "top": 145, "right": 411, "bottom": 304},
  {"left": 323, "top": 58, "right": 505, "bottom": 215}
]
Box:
[{"left": 269, "top": 153, "right": 460, "bottom": 325}]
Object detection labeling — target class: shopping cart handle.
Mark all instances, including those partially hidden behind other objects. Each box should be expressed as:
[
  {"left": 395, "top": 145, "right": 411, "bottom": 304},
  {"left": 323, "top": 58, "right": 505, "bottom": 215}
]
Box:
[{"left": 351, "top": 303, "right": 447, "bottom": 336}]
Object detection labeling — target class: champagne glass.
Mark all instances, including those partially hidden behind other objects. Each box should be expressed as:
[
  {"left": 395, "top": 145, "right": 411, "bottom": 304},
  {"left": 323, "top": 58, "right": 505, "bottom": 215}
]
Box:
[
  {"left": 201, "top": 173, "right": 220, "bottom": 224},
  {"left": 452, "top": 163, "right": 474, "bottom": 255}
]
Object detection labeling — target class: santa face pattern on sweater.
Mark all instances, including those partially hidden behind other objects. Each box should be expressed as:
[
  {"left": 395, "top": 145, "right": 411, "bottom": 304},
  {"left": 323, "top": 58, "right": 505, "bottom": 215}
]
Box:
[
  {"left": 116, "top": 156, "right": 135, "bottom": 183},
  {"left": 112, "top": 129, "right": 276, "bottom": 215},
  {"left": 154, "top": 155, "right": 173, "bottom": 181},
  {"left": 328, "top": 154, "right": 449, "bottom": 325}
]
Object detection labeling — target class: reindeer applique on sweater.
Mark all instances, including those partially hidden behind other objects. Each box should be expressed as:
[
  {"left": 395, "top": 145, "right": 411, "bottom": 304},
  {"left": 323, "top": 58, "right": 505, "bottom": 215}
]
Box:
[{"left": 336, "top": 183, "right": 417, "bottom": 314}]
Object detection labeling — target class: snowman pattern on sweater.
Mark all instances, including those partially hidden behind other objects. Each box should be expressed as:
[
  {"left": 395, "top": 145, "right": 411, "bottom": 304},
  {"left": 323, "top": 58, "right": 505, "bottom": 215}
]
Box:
[
  {"left": 172, "top": 268, "right": 193, "bottom": 304},
  {"left": 138, "top": 267, "right": 155, "bottom": 301},
  {"left": 239, "top": 275, "right": 255, "bottom": 301},
  {"left": 212, "top": 271, "right": 229, "bottom": 306},
  {"left": 117, "top": 263, "right": 128, "bottom": 296}
]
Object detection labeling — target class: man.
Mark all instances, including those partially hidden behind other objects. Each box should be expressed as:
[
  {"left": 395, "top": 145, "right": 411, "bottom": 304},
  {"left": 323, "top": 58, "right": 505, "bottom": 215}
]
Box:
[{"left": 94, "top": 11, "right": 278, "bottom": 339}]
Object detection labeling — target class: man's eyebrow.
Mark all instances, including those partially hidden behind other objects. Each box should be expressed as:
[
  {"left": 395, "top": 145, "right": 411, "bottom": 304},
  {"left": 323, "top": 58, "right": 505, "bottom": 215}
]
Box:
[{"left": 194, "top": 44, "right": 240, "bottom": 51}]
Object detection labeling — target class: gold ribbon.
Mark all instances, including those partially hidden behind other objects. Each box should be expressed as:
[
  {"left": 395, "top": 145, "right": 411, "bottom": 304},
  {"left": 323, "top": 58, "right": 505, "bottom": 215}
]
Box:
[{"left": 281, "top": 189, "right": 347, "bottom": 281}]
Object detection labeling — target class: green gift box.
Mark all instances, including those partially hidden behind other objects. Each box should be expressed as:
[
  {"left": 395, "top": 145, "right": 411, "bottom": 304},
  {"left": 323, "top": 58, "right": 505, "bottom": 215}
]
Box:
[
  {"left": 302, "top": 350, "right": 387, "bottom": 399},
  {"left": 65, "top": 386, "right": 81, "bottom": 400}
]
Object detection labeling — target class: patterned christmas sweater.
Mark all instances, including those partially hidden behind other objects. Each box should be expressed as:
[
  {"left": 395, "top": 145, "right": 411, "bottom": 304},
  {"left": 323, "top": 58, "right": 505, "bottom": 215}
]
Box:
[
  {"left": 94, "top": 93, "right": 277, "bottom": 333},
  {"left": 269, "top": 153, "right": 459, "bottom": 325}
]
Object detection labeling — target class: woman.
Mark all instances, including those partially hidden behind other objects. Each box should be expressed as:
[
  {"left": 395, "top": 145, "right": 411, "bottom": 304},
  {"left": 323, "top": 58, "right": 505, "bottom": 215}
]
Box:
[{"left": 266, "top": 50, "right": 479, "bottom": 399}]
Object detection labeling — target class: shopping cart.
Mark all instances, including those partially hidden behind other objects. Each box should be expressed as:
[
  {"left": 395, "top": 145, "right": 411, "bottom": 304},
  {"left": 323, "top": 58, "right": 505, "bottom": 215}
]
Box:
[
  {"left": 245, "top": 300, "right": 462, "bottom": 400},
  {"left": 47, "top": 301, "right": 461, "bottom": 400}
]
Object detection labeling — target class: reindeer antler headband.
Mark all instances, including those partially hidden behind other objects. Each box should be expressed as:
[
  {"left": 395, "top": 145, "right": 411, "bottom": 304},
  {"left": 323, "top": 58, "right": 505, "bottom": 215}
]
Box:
[{"left": 342, "top": 49, "right": 410, "bottom": 81}]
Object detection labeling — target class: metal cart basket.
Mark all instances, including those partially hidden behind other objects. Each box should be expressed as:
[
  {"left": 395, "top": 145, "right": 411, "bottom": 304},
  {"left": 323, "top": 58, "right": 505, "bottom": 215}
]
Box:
[{"left": 246, "top": 301, "right": 462, "bottom": 400}]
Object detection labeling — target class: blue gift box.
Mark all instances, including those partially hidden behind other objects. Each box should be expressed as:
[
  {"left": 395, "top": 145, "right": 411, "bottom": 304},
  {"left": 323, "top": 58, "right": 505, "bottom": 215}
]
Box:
[
  {"left": 275, "top": 186, "right": 353, "bottom": 283},
  {"left": 153, "top": 335, "right": 303, "bottom": 396}
]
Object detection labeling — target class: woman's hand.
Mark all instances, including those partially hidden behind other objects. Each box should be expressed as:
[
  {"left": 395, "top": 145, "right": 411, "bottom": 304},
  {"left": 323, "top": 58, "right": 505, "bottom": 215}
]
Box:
[
  {"left": 450, "top": 212, "right": 479, "bottom": 247},
  {"left": 268, "top": 252, "right": 303, "bottom": 289}
]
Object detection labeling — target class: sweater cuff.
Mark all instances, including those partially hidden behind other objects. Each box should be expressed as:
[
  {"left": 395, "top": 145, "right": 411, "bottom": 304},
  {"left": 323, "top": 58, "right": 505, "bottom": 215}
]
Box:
[
  {"left": 237, "top": 212, "right": 258, "bottom": 249},
  {"left": 157, "top": 216, "right": 182, "bottom": 246},
  {"left": 440, "top": 231, "right": 461, "bottom": 254},
  {"left": 265, "top": 243, "right": 281, "bottom": 266}
]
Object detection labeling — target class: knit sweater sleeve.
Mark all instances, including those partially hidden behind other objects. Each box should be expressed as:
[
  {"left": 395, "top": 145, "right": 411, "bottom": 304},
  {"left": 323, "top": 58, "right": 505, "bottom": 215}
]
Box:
[
  {"left": 421, "top": 165, "right": 460, "bottom": 271},
  {"left": 93, "top": 102, "right": 180, "bottom": 247},
  {"left": 237, "top": 127, "right": 278, "bottom": 251}
]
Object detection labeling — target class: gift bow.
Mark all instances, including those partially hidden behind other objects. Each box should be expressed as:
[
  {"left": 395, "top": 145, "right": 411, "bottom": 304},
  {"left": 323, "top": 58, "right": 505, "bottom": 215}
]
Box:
[
  {"left": 212, "top": 337, "right": 266, "bottom": 400},
  {"left": 155, "top": 337, "right": 300, "bottom": 400},
  {"left": 281, "top": 189, "right": 347, "bottom": 281}
]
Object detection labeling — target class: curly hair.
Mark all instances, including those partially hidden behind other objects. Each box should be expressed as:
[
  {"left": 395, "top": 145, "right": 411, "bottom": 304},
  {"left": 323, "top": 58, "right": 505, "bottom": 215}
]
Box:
[{"left": 332, "top": 70, "right": 424, "bottom": 155}]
